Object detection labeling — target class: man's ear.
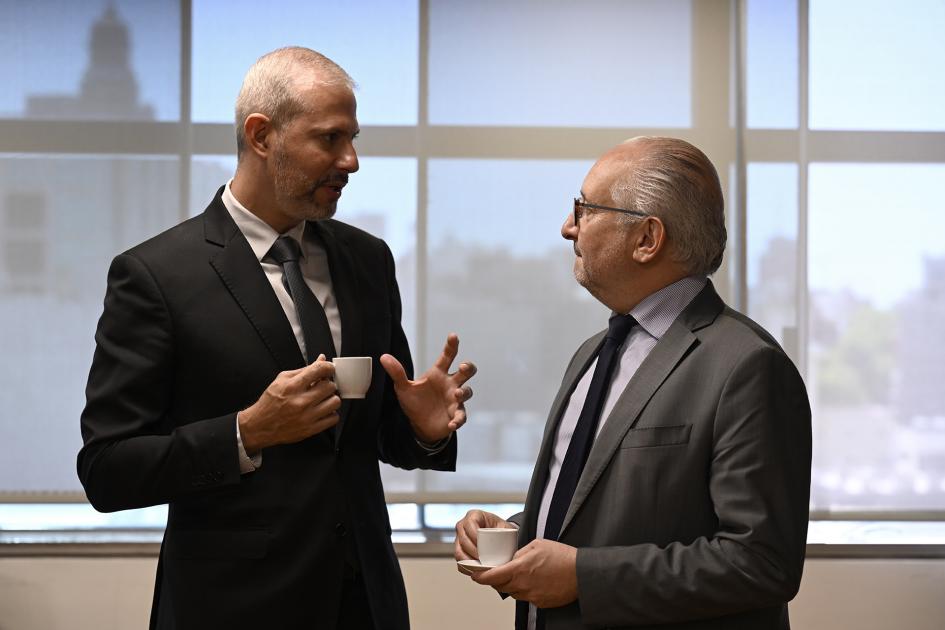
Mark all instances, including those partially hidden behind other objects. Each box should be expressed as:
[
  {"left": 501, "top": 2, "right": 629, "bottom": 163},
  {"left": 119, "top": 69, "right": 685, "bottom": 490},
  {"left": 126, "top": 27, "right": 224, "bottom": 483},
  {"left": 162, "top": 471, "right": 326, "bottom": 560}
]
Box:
[
  {"left": 243, "top": 113, "right": 274, "bottom": 159},
  {"left": 632, "top": 216, "right": 667, "bottom": 264}
]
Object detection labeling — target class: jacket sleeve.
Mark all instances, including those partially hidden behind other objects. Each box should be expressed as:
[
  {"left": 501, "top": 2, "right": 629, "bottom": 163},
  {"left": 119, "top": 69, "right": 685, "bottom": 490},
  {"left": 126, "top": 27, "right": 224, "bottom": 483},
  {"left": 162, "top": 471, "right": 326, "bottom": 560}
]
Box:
[
  {"left": 77, "top": 253, "right": 241, "bottom": 513},
  {"left": 374, "top": 241, "right": 457, "bottom": 472},
  {"left": 575, "top": 346, "right": 812, "bottom": 627}
]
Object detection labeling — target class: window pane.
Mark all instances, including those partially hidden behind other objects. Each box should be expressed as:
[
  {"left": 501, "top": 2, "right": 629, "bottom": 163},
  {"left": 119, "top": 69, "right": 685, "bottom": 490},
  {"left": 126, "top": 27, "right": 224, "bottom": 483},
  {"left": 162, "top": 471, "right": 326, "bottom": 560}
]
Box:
[
  {"left": 192, "top": 0, "right": 418, "bottom": 125},
  {"left": 429, "top": 0, "right": 692, "bottom": 127},
  {"left": 0, "top": 155, "right": 180, "bottom": 493},
  {"left": 746, "top": 0, "right": 798, "bottom": 128},
  {"left": 747, "top": 163, "right": 798, "bottom": 355},
  {"left": 809, "top": 163, "right": 945, "bottom": 510},
  {"left": 425, "top": 159, "right": 608, "bottom": 492},
  {"left": 0, "top": 1, "right": 179, "bottom": 121},
  {"left": 810, "top": 0, "right": 945, "bottom": 131}
]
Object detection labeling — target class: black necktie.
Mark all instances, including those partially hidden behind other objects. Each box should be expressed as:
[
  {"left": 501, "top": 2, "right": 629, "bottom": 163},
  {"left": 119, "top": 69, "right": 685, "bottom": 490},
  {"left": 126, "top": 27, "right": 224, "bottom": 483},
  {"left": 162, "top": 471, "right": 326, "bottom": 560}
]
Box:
[
  {"left": 267, "top": 235, "right": 336, "bottom": 364},
  {"left": 530, "top": 314, "right": 636, "bottom": 630},
  {"left": 542, "top": 313, "right": 637, "bottom": 543}
]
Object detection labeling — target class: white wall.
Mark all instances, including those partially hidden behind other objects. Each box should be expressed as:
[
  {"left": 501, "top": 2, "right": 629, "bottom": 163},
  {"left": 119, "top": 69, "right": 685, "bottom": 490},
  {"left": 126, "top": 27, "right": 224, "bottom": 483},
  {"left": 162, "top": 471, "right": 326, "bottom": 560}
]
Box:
[{"left": 0, "top": 556, "right": 942, "bottom": 629}]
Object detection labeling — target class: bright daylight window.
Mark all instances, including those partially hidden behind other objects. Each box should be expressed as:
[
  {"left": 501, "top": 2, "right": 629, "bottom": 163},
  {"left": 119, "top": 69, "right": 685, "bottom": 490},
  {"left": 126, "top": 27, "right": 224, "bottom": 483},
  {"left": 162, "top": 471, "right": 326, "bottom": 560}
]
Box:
[{"left": 1, "top": 0, "right": 943, "bottom": 549}]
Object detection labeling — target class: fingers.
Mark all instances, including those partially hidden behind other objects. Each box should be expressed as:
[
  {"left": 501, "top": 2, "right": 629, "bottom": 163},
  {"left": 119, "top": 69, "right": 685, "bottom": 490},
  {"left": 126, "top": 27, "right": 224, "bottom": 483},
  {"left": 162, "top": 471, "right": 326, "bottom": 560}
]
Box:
[
  {"left": 454, "top": 512, "right": 481, "bottom": 560},
  {"left": 308, "top": 410, "right": 340, "bottom": 436},
  {"left": 287, "top": 356, "right": 335, "bottom": 392},
  {"left": 451, "top": 361, "right": 477, "bottom": 386},
  {"left": 379, "top": 353, "right": 409, "bottom": 387},
  {"left": 433, "top": 333, "right": 460, "bottom": 372},
  {"left": 454, "top": 385, "right": 473, "bottom": 403},
  {"left": 472, "top": 561, "right": 516, "bottom": 588},
  {"left": 447, "top": 407, "right": 467, "bottom": 432},
  {"left": 299, "top": 379, "right": 339, "bottom": 406}
]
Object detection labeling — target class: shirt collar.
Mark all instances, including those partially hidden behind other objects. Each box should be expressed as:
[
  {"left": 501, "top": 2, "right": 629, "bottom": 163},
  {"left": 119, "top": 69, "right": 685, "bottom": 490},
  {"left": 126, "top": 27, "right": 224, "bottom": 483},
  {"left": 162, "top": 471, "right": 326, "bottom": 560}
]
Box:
[
  {"left": 221, "top": 180, "right": 306, "bottom": 262},
  {"left": 626, "top": 275, "right": 708, "bottom": 339}
]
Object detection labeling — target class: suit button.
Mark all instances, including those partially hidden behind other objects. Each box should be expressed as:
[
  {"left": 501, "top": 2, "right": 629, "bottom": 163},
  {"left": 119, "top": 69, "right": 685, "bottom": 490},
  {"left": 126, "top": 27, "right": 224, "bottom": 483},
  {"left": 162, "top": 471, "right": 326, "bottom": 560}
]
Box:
[{"left": 335, "top": 522, "right": 347, "bottom": 537}]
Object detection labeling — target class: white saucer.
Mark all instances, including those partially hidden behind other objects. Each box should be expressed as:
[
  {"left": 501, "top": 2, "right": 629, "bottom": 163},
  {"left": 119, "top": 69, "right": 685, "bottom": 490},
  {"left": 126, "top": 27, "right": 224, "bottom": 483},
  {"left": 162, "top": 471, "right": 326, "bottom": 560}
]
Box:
[{"left": 456, "top": 559, "right": 498, "bottom": 575}]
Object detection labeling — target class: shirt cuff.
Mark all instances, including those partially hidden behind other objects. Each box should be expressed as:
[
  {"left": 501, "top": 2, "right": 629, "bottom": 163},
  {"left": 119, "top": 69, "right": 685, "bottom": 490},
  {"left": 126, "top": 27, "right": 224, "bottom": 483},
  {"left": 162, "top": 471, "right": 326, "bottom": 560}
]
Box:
[
  {"left": 414, "top": 432, "right": 452, "bottom": 455},
  {"left": 235, "top": 414, "right": 262, "bottom": 473}
]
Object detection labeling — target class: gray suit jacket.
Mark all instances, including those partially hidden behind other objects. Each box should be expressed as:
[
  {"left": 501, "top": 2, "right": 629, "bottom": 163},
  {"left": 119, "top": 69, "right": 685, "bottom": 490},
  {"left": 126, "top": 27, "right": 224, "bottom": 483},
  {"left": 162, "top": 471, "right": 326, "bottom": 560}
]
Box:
[{"left": 515, "top": 282, "right": 811, "bottom": 629}]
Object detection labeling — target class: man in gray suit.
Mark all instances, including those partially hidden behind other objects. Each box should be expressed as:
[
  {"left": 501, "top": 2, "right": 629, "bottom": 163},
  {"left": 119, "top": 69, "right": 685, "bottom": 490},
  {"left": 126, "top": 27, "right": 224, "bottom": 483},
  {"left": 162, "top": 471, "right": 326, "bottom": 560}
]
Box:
[{"left": 455, "top": 136, "right": 811, "bottom": 629}]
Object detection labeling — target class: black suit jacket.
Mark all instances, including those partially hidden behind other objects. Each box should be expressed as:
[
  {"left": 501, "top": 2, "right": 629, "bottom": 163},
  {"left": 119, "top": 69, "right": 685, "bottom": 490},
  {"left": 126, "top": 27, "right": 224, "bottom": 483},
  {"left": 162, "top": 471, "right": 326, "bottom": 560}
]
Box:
[
  {"left": 78, "top": 189, "right": 455, "bottom": 629},
  {"left": 515, "top": 282, "right": 811, "bottom": 629}
]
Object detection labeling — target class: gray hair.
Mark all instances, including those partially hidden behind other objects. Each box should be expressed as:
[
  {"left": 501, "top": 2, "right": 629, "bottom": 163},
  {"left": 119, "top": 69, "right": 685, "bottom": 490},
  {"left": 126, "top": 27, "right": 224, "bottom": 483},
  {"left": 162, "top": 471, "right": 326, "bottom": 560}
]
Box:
[
  {"left": 235, "top": 47, "right": 355, "bottom": 157},
  {"left": 609, "top": 136, "right": 727, "bottom": 276}
]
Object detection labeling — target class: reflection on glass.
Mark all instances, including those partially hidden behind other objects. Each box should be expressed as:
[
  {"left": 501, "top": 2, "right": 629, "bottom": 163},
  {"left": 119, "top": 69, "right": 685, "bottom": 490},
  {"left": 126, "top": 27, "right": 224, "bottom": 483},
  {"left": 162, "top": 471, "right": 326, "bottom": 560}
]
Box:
[
  {"left": 425, "top": 159, "right": 608, "bottom": 492},
  {"left": 809, "top": 163, "right": 945, "bottom": 511},
  {"left": 0, "top": 1, "right": 179, "bottom": 120},
  {"left": 810, "top": 0, "right": 945, "bottom": 130},
  {"left": 192, "top": 0, "right": 418, "bottom": 125},
  {"left": 746, "top": 0, "right": 798, "bottom": 129},
  {"left": 746, "top": 163, "right": 798, "bottom": 355},
  {"left": 0, "top": 154, "right": 180, "bottom": 493},
  {"left": 190, "top": 155, "right": 420, "bottom": 493},
  {"left": 429, "top": 0, "right": 692, "bottom": 127}
]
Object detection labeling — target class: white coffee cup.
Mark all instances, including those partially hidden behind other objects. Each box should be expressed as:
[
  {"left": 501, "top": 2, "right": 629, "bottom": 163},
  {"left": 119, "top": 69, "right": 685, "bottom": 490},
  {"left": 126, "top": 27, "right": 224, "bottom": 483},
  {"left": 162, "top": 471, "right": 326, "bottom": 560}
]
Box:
[
  {"left": 477, "top": 527, "right": 518, "bottom": 567},
  {"left": 332, "top": 357, "right": 372, "bottom": 399}
]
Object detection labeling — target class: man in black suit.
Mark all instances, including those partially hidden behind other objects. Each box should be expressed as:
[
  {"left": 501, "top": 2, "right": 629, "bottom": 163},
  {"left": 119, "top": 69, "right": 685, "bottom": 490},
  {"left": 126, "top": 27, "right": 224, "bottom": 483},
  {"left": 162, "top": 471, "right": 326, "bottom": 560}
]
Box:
[
  {"left": 456, "top": 137, "right": 811, "bottom": 629},
  {"left": 78, "top": 46, "right": 476, "bottom": 630}
]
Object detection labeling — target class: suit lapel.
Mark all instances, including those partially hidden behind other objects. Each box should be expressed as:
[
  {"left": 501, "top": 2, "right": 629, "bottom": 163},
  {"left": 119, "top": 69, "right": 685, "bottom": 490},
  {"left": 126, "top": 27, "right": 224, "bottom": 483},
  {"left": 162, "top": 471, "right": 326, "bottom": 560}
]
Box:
[
  {"left": 204, "top": 192, "right": 305, "bottom": 371},
  {"left": 521, "top": 333, "right": 604, "bottom": 540},
  {"left": 557, "top": 282, "right": 725, "bottom": 537},
  {"left": 308, "top": 220, "right": 364, "bottom": 444}
]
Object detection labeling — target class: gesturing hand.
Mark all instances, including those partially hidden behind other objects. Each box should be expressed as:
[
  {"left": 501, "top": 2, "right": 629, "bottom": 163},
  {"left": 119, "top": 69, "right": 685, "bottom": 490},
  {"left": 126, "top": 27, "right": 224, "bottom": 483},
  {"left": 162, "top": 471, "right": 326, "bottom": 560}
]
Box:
[
  {"left": 380, "top": 333, "right": 477, "bottom": 444},
  {"left": 238, "top": 355, "right": 341, "bottom": 453}
]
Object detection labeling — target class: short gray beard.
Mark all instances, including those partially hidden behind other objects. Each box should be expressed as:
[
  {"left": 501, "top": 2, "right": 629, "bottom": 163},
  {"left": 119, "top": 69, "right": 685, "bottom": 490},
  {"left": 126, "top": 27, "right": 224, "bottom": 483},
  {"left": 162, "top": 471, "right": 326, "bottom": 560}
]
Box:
[{"left": 272, "top": 149, "right": 337, "bottom": 223}]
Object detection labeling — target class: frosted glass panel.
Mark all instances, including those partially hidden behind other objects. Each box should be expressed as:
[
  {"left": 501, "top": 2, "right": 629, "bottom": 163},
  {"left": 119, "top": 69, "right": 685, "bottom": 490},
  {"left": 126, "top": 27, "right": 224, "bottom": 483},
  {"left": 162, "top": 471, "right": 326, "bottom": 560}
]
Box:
[
  {"left": 429, "top": 0, "right": 692, "bottom": 127},
  {"left": 747, "top": 163, "right": 798, "bottom": 353},
  {"left": 0, "top": 155, "right": 180, "bottom": 493},
  {"left": 192, "top": 0, "right": 418, "bottom": 125},
  {"left": 810, "top": 0, "right": 945, "bottom": 130},
  {"left": 746, "top": 0, "right": 798, "bottom": 128},
  {"left": 0, "top": 0, "right": 179, "bottom": 121},
  {"left": 809, "top": 163, "right": 945, "bottom": 510},
  {"left": 425, "top": 158, "right": 608, "bottom": 492}
]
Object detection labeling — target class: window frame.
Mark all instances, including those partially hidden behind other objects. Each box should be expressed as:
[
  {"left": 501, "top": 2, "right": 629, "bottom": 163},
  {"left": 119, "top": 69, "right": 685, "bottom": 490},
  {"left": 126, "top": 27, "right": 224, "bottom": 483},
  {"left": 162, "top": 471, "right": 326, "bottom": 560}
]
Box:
[{"left": 0, "top": 0, "right": 943, "bottom": 551}]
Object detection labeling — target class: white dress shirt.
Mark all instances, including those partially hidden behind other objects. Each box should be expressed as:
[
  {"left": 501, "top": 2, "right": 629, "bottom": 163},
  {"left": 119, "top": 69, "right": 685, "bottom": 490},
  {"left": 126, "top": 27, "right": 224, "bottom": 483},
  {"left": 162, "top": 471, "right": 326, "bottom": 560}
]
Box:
[
  {"left": 528, "top": 275, "right": 707, "bottom": 630},
  {"left": 221, "top": 181, "right": 342, "bottom": 473}
]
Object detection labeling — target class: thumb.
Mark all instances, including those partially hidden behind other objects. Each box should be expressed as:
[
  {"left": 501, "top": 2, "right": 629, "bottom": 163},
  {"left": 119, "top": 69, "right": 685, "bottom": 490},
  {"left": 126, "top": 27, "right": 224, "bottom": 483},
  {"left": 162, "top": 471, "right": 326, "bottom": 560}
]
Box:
[{"left": 380, "top": 353, "right": 409, "bottom": 387}]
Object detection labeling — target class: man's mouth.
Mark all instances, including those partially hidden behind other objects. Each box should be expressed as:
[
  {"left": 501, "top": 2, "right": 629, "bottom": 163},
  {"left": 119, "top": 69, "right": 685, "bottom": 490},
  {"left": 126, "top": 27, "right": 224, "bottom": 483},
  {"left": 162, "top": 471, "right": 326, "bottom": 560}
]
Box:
[{"left": 315, "top": 176, "right": 348, "bottom": 199}]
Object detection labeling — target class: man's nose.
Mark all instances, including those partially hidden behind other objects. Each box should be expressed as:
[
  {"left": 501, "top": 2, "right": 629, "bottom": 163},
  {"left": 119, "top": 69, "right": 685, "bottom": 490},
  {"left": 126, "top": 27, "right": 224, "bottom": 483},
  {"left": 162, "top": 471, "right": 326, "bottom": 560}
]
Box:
[
  {"left": 337, "top": 142, "right": 359, "bottom": 173},
  {"left": 562, "top": 213, "right": 578, "bottom": 241}
]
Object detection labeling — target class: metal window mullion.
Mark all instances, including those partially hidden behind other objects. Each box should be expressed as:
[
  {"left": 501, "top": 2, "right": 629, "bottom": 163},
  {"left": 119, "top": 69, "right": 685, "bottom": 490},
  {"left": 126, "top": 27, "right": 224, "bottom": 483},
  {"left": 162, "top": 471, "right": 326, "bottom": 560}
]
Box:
[
  {"left": 733, "top": 0, "right": 748, "bottom": 312},
  {"left": 178, "top": 0, "right": 193, "bottom": 223},
  {"left": 798, "top": 0, "right": 810, "bottom": 382},
  {"left": 416, "top": 0, "right": 430, "bottom": 498}
]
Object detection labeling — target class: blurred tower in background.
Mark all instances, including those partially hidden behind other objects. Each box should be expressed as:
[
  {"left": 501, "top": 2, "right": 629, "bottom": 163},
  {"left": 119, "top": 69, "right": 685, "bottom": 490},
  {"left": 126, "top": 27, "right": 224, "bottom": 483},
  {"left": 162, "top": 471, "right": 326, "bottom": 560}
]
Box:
[{"left": 26, "top": 4, "right": 154, "bottom": 120}]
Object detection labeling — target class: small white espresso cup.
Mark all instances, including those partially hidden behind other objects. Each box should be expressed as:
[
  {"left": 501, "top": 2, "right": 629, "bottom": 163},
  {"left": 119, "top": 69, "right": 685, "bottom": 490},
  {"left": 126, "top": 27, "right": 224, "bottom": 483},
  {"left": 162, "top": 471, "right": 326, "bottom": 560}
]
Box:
[
  {"left": 331, "top": 357, "right": 372, "bottom": 399},
  {"left": 477, "top": 527, "right": 518, "bottom": 567}
]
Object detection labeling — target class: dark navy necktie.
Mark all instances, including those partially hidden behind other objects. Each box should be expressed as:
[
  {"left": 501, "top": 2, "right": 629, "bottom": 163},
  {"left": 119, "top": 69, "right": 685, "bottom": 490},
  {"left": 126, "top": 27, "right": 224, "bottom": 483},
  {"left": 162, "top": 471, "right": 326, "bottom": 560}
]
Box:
[
  {"left": 529, "top": 313, "right": 637, "bottom": 630},
  {"left": 542, "top": 312, "right": 637, "bottom": 543},
  {"left": 267, "top": 235, "right": 336, "bottom": 363}
]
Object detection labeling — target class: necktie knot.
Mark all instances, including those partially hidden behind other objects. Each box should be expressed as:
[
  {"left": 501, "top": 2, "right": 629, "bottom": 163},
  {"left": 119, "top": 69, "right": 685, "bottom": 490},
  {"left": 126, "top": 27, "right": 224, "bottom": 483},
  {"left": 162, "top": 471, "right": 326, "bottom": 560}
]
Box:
[
  {"left": 605, "top": 313, "right": 637, "bottom": 343},
  {"left": 267, "top": 235, "right": 302, "bottom": 265}
]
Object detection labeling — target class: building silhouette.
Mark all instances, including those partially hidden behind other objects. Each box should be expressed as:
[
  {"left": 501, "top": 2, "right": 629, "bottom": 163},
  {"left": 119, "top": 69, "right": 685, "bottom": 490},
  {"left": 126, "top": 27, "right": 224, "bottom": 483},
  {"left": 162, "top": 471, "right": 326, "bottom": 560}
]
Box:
[{"left": 25, "top": 4, "right": 154, "bottom": 120}]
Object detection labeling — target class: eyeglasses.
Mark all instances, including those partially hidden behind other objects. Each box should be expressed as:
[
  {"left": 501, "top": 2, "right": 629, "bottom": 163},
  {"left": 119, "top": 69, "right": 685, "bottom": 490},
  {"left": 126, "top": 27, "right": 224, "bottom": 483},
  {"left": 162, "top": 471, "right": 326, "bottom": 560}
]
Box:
[{"left": 573, "top": 197, "right": 649, "bottom": 226}]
